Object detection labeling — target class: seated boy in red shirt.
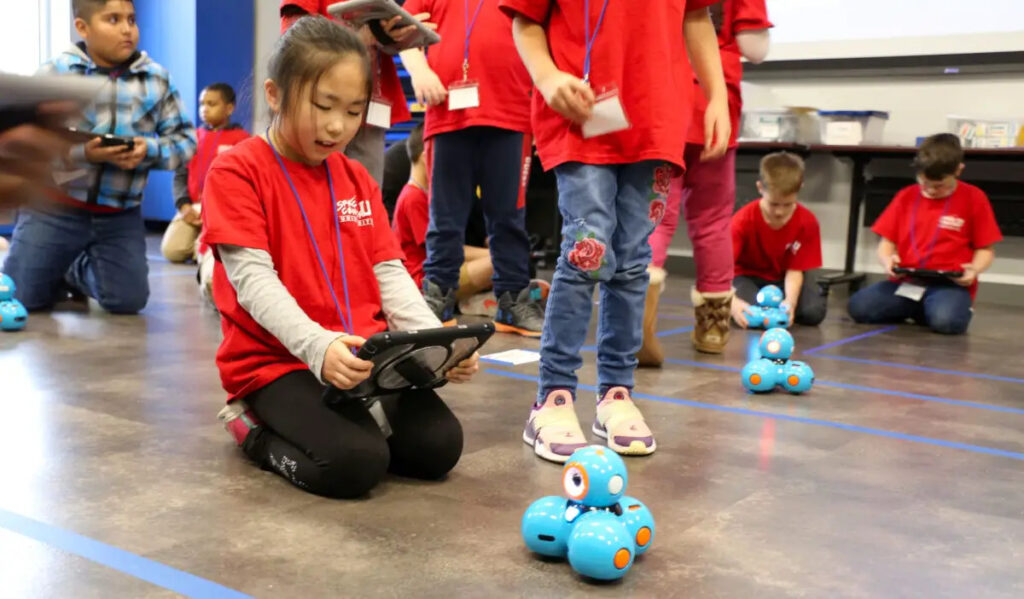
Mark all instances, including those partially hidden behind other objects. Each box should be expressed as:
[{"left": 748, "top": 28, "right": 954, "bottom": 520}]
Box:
[
  {"left": 731, "top": 152, "right": 826, "bottom": 327},
  {"left": 848, "top": 134, "right": 1002, "bottom": 335},
  {"left": 392, "top": 124, "right": 494, "bottom": 313}
]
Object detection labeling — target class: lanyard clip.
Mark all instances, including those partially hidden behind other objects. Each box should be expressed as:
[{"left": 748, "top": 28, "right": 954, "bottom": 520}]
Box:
[{"left": 462, "top": 59, "right": 469, "bottom": 81}]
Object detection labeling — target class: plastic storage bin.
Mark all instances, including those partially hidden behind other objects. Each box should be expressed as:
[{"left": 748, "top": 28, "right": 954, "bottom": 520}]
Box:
[
  {"left": 947, "top": 115, "right": 1022, "bottom": 148},
  {"left": 818, "top": 110, "right": 889, "bottom": 145},
  {"left": 739, "top": 108, "right": 821, "bottom": 144}
]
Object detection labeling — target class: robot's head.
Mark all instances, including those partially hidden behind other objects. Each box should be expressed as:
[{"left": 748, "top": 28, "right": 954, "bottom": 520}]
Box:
[
  {"left": 759, "top": 327, "right": 794, "bottom": 360},
  {"left": 756, "top": 285, "right": 784, "bottom": 308},
  {"left": 562, "top": 445, "right": 628, "bottom": 507},
  {"left": 0, "top": 274, "right": 14, "bottom": 302}
]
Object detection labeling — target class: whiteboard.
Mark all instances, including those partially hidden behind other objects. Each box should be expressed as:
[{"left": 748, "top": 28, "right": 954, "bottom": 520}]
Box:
[{"left": 766, "top": 0, "right": 1024, "bottom": 61}]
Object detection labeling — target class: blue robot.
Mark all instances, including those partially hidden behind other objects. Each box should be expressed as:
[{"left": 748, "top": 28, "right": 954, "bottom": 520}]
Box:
[
  {"left": 744, "top": 284, "right": 790, "bottom": 329},
  {"left": 741, "top": 328, "right": 814, "bottom": 394},
  {"left": 0, "top": 274, "right": 27, "bottom": 332},
  {"left": 522, "top": 446, "right": 655, "bottom": 581}
]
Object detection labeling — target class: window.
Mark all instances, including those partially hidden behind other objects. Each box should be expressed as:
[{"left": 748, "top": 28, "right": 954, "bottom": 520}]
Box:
[{"left": 0, "top": 0, "right": 73, "bottom": 75}]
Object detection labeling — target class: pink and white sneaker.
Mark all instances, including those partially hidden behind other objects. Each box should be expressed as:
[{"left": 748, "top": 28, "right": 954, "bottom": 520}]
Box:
[
  {"left": 522, "top": 389, "right": 588, "bottom": 464},
  {"left": 593, "top": 387, "right": 656, "bottom": 456}
]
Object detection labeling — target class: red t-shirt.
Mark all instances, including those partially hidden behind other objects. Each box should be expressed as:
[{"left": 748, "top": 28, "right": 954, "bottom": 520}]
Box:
[
  {"left": 498, "top": 0, "right": 719, "bottom": 171},
  {"left": 732, "top": 200, "right": 822, "bottom": 281},
  {"left": 872, "top": 182, "right": 1002, "bottom": 299},
  {"left": 402, "top": 0, "right": 532, "bottom": 140},
  {"left": 203, "top": 137, "right": 403, "bottom": 401},
  {"left": 392, "top": 182, "right": 430, "bottom": 287},
  {"left": 686, "top": 0, "right": 772, "bottom": 147},
  {"left": 280, "top": 0, "right": 412, "bottom": 126},
  {"left": 187, "top": 125, "right": 250, "bottom": 203}
]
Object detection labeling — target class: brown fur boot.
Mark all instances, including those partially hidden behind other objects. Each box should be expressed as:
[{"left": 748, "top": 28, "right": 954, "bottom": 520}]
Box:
[
  {"left": 636, "top": 266, "right": 666, "bottom": 368},
  {"left": 691, "top": 288, "right": 733, "bottom": 354}
]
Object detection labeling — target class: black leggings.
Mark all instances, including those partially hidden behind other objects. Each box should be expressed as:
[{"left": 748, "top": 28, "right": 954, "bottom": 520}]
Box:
[{"left": 242, "top": 370, "right": 463, "bottom": 499}]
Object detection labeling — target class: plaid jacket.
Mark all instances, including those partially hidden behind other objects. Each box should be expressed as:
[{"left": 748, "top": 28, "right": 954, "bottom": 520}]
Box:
[{"left": 41, "top": 43, "right": 197, "bottom": 210}]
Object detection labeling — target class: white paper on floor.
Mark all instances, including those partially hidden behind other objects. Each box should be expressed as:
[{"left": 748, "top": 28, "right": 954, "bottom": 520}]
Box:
[{"left": 481, "top": 349, "right": 541, "bottom": 365}]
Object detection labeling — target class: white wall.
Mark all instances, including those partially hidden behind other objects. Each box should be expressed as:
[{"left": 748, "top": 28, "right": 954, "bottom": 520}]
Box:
[
  {"left": 252, "top": 0, "right": 281, "bottom": 134},
  {"left": 667, "top": 73, "right": 1024, "bottom": 289}
]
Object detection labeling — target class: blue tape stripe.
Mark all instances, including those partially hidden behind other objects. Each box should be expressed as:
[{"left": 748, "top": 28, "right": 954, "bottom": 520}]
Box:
[
  {"left": 0, "top": 508, "right": 253, "bottom": 599},
  {"left": 808, "top": 354, "right": 1024, "bottom": 384},
  {"left": 663, "top": 358, "right": 1024, "bottom": 415},
  {"left": 484, "top": 368, "right": 1024, "bottom": 461},
  {"left": 802, "top": 326, "right": 899, "bottom": 354}
]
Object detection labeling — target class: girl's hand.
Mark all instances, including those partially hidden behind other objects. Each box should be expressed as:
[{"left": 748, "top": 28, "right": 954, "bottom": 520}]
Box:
[
  {"left": 410, "top": 66, "right": 447, "bottom": 106},
  {"left": 536, "top": 71, "right": 595, "bottom": 125},
  {"left": 701, "top": 97, "right": 730, "bottom": 161},
  {"left": 731, "top": 297, "right": 750, "bottom": 329},
  {"left": 445, "top": 352, "right": 479, "bottom": 384},
  {"left": 322, "top": 335, "right": 374, "bottom": 390}
]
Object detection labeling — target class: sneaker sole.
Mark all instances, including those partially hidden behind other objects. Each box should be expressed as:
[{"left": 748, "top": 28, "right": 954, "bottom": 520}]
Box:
[
  {"left": 522, "top": 428, "right": 572, "bottom": 464},
  {"left": 591, "top": 422, "right": 657, "bottom": 456},
  {"left": 442, "top": 318, "right": 458, "bottom": 327},
  {"left": 495, "top": 322, "right": 542, "bottom": 338}
]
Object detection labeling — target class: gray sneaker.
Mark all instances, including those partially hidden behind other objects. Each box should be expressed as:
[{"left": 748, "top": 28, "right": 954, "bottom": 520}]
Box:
[
  {"left": 495, "top": 281, "right": 546, "bottom": 338},
  {"left": 422, "top": 279, "right": 458, "bottom": 325}
]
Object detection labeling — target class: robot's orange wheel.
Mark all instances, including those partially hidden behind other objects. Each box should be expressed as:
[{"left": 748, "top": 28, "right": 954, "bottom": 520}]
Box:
[
  {"left": 749, "top": 374, "right": 762, "bottom": 385},
  {"left": 613, "top": 548, "right": 631, "bottom": 569}
]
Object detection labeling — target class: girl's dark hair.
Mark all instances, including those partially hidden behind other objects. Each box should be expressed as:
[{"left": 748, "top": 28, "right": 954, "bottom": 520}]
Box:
[
  {"left": 203, "top": 82, "right": 236, "bottom": 105},
  {"left": 268, "top": 16, "right": 371, "bottom": 118}
]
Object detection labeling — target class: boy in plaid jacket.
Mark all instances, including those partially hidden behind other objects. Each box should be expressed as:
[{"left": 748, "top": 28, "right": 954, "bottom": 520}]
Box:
[{"left": 2, "top": 0, "right": 196, "bottom": 314}]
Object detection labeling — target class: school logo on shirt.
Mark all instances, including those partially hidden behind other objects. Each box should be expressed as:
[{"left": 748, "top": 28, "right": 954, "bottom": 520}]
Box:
[
  {"left": 939, "top": 215, "right": 965, "bottom": 232},
  {"left": 336, "top": 197, "right": 374, "bottom": 227},
  {"left": 786, "top": 241, "right": 802, "bottom": 255}
]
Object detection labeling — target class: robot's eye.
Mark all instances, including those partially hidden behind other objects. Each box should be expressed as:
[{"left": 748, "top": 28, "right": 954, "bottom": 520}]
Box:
[{"left": 562, "top": 465, "right": 589, "bottom": 500}]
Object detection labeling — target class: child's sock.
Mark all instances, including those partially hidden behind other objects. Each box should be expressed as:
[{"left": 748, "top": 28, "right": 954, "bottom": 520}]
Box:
[{"left": 217, "top": 401, "right": 262, "bottom": 446}]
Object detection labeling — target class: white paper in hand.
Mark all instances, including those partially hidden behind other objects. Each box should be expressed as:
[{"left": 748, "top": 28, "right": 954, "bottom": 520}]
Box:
[{"left": 582, "top": 90, "right": 629, "bottom": 139}]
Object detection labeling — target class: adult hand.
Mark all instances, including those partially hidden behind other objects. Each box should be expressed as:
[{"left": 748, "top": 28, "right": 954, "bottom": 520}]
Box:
[{"left": 0, "top": 123, "right": 72, "bottom": 207}]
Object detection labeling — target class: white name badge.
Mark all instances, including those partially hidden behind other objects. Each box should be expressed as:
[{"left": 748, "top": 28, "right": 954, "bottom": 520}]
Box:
[
  {"left": 582, "top": 89, "right": 629, "bottom": 139},
  {"left": 895, "top": 282, "right": 926, "bottom": 302},
  {"left": 366, "top": 98, "right": 392, "bottom": 129},
  {"left": 448, "top": 81, "right": 480, "bottom": 110}
]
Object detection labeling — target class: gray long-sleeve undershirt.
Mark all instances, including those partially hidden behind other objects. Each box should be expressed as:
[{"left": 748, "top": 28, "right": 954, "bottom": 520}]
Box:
[{"left": 219, "top": 245, "right": 440, "bottom": 384}]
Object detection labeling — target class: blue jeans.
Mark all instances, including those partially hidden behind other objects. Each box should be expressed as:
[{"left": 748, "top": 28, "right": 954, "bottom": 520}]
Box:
[
  {"left": 423, "top": 127, "right": 531, "bottom": 296},
  {"left": 2, "top": 203, "right": 149, "bottom": 313},
  {"left": 847, "top": 280, "right": 972, "bottom": 335},
  {"left": 538, "top": 161, "right": 667, "bottom": 400}
]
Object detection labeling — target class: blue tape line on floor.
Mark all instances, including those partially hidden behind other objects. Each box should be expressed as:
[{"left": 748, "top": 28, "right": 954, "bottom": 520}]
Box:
[
  {"left": 0, "top": 508, "right": 252, "bottom": 599},
  {"left": 663, "top": 358, "right": 1024, "bottom": 415},
  {"left": 808, "top": 354, "right": 1024, "bottom": 384},
  {"left": 802, "top": 326, "right": 899, "bottom": 354},
  {"left": 485, "top": 368, "right": 1024, "bottom": 462}
]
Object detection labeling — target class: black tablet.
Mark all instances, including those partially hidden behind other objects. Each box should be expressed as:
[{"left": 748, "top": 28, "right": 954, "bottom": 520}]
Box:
[
  {"left": 893, "top": 266, "right": 963, "bottom": 282},
  {"left": 327, "top": 0, "right": 441, "bottom": 52},
  {"left": 323, "top": 322, "right": 494, "bottom": 405},
  {"left": 65, "top": 127, "right": 136, "bottom": 149}
]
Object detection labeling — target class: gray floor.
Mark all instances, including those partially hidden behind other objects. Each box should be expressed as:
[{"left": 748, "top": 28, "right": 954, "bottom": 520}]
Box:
[{"left": 2, "top": 241, "right": 1023, "bottom": 598}]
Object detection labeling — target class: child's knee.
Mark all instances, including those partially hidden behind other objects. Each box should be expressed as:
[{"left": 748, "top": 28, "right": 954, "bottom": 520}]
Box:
[
  {"left": 98, "top": 286, "right": 150, "bottom": 314},
  {"left": 927, "top": 306, "right": 971, "bottom": 335},
  {"left": 315, "top": 439, "right": 390, "bottom": 499},
  {"left": 562, "top": 226, "right": 615, "bottom": 281},
  {"left": 846, "top": 290, "right": 874, "bottom": 323}
]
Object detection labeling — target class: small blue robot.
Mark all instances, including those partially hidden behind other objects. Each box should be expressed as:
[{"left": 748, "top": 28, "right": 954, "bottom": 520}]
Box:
[
  {"left": 744, "top": 285, "right": 790, "bottom": 329},
  {"left": 0, "top": 274, "right": 27, "bottom": 332},
  {"left": 741, "top": 328, "right": 814, "bottom": 393},
  {"left": 522, "top": 445, "right": 654, "bottom": 581}
]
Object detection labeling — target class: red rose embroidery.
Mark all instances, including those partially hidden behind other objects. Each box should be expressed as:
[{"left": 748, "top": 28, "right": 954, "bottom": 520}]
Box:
[
  {"left": 649, "top": 199, "right": 666, "bottom": 225},
  {"left": 568, "top": 238, "right": 606, "bottom": 272},
  {"left": 653, "top": 165, "right": 672, "bottom": 196}
]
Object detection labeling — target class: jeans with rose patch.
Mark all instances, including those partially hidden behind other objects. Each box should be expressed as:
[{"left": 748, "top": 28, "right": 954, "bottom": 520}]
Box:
[{"left": 538, "top": 161, "right": 671, "bottom": 403}]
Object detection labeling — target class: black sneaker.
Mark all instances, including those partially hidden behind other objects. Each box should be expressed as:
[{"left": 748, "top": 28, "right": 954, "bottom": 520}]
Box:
[
  {"left": 495, "top": 282, "right": 546, "bottom": 338},
  {"left": 422, "top": 279, "right": 458, "bottom": 325}
]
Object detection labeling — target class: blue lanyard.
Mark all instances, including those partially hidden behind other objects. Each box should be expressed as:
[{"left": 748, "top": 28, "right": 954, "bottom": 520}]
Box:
[
  {"left": 462, "top": 0, "right": 486, "bottom": 80},
  {"left": 908, "top": 190, "right": 953, "bottom": 268},
  {"left": 265, "top": 130, "right": 355, "bottom": 334},
  {"left": 583, "top": 0, "right": 611, "bottom": 84}
]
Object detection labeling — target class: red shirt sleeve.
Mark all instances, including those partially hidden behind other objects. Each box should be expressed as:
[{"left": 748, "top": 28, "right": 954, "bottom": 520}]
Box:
[
  {"left": 498, "top": 0, "right": 551, "bottom": 23},
  {"left": 871, "top": 187, "right": 911, "bottom": 243},
  {"left": 202, "top": 158, "right": 269, "bottom": 253},
  {"left": 969, "top": 188, "right": 1003, "bottom": 249},
  {"left": 732, "top": 0, "right": 772, "bottom": 31},
  {"left": 789, "top": 207, "right": 823, "bottom": 271}
]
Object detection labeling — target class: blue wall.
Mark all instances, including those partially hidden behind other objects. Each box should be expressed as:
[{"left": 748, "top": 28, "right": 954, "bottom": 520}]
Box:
[{"left": 136, "top": 0, "right": 253, "bottom": 223}]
